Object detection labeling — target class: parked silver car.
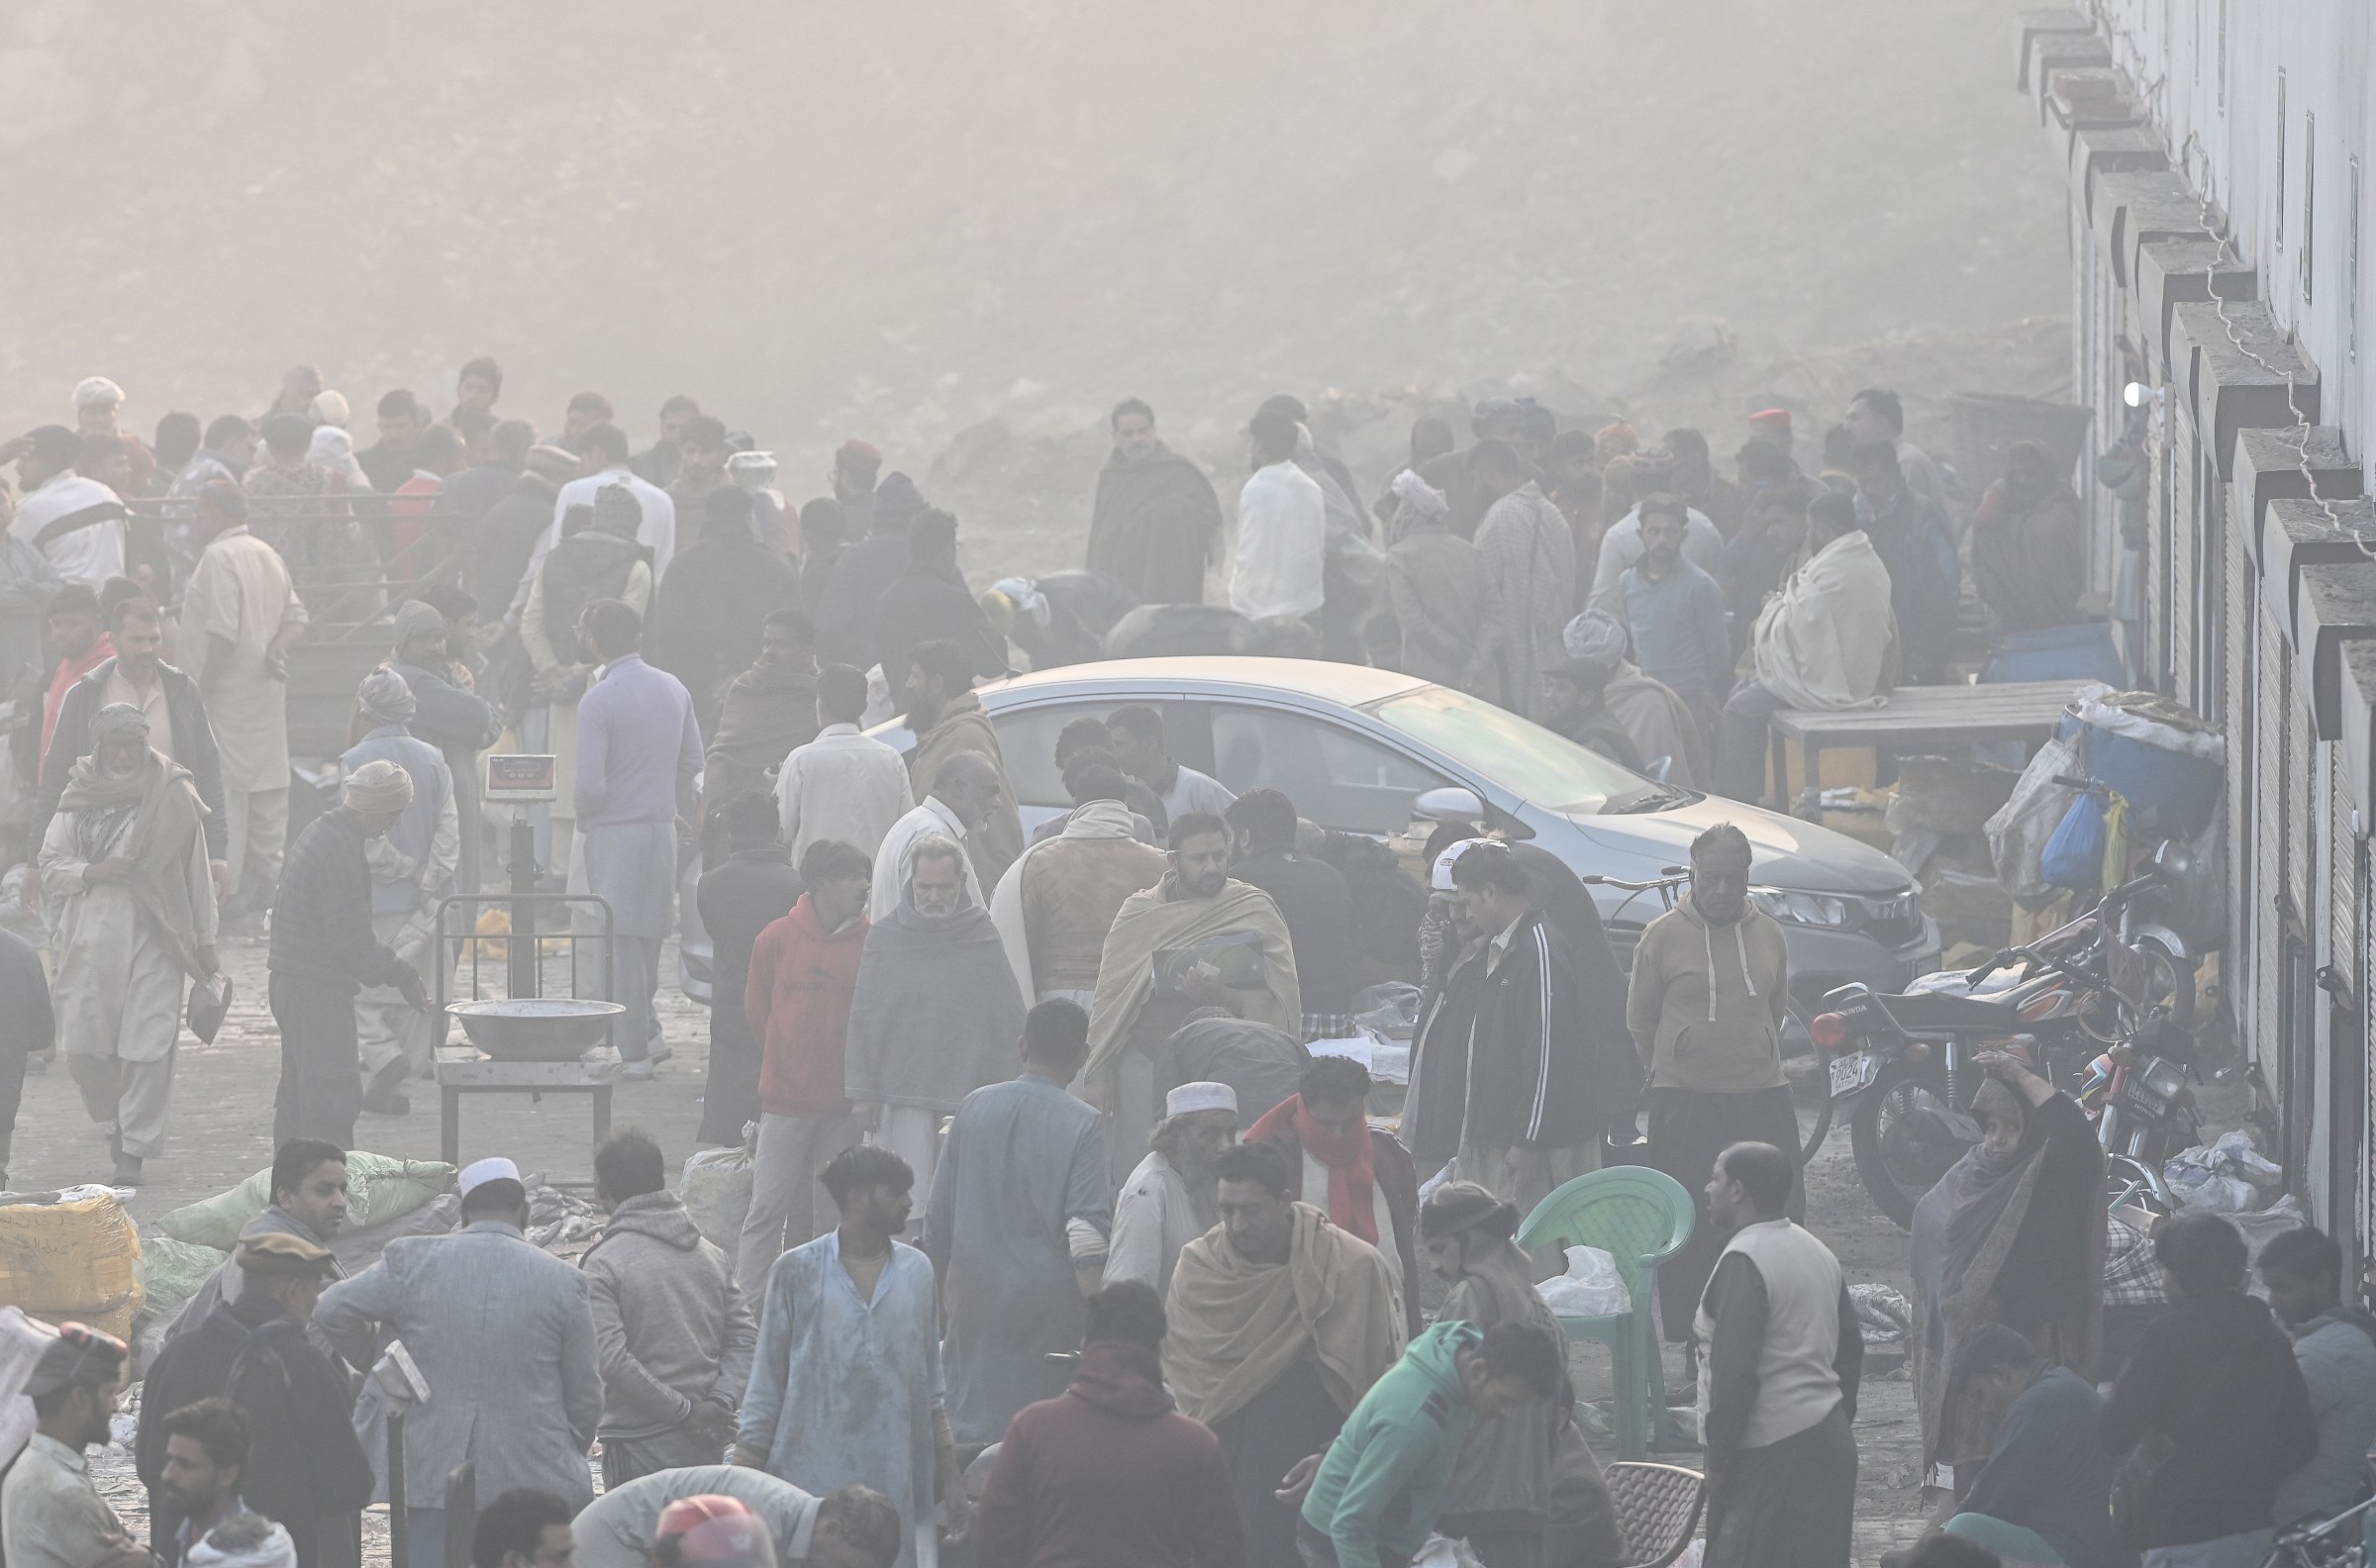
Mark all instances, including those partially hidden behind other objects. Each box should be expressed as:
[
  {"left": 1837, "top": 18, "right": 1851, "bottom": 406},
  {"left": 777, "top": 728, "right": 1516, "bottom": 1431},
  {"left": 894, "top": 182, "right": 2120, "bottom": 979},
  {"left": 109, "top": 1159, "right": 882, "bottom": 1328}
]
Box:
[{"left": 876, "top": 657, "right": 1938, "bottom": 1026}]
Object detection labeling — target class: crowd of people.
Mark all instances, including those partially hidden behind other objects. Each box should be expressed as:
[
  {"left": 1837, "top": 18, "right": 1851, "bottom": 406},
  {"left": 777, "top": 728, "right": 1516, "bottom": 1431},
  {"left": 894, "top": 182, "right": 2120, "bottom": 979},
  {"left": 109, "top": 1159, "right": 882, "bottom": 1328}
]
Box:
[{"left": 0, "top": 360, "right": 2347, "bottom": 1568}]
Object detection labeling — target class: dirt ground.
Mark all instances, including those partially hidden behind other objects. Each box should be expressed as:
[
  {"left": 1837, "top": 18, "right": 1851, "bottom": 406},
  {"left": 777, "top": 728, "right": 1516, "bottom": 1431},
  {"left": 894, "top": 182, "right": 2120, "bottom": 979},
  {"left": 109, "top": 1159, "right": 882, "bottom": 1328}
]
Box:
[{"left": 2, "top": 902, "right": 1941, "bottom": 1566}]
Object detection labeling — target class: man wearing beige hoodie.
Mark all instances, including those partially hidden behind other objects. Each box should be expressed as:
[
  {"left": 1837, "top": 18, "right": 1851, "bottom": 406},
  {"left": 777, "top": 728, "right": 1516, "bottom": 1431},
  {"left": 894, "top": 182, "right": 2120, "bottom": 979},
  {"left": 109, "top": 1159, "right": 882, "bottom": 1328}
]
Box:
[{"left": 1627, "top": 823, "right": 1797, "bottom": 1345}]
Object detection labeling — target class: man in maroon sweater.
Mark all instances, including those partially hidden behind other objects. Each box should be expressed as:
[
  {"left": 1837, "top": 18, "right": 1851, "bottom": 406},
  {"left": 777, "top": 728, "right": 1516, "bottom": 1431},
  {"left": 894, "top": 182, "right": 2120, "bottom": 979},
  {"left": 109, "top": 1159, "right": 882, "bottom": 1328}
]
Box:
[
  {"left": 734, "top": 837, "right": 874, "bottom": 1299},
  {"left": 974, "top": 1280, "right": 1247, "bottom": 1568}
]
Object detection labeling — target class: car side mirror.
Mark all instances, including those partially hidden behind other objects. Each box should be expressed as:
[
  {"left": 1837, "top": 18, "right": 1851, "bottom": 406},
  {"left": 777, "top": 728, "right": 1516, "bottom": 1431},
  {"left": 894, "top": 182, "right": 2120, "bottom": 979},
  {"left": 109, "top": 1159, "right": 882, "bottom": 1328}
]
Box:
[{"left": 1414, "top": 786, "right": 1485, "bottom": 823}]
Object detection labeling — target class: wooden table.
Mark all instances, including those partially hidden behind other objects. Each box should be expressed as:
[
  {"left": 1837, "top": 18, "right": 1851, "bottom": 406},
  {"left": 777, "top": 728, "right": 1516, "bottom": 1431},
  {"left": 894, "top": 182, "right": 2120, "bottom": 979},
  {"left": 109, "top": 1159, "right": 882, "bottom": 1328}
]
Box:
[
  {"left": 1767, "top": 680, "right": 2091, "bottom": 819},
  {"left": 434, "top": 1053, "right": 618, "bottom": 1167}
]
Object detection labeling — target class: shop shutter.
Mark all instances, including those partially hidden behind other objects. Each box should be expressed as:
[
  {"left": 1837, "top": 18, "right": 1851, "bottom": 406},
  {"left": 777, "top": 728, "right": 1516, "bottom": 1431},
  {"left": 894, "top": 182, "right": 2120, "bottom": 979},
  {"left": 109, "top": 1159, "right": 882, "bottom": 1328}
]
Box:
[
  {"left": 2291, "top": 661, "right": 2317, "bottom": 928},
  {"left": 2170, "top": 428, "right": 2198, "bottom": 708},
  {"left": 2227, "top": 523, "right": 2258, "bottom": 983},
  {"left": 2256, "top": 609, "right": 2290, "bottom": 1071},
  {"left": 2333, "top": 751, "right": 2361, "bottom": 1000},
  {"left": 2145, "top": 422, "right": 2168, "bottom": 691}
]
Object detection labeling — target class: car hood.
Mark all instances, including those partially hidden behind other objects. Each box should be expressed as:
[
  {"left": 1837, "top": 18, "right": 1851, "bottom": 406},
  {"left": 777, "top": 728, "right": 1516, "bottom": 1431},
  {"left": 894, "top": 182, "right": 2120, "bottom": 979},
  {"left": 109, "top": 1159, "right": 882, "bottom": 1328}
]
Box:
[{"left": 1565, "top": 794, "right": 1913, "bottom": 896}]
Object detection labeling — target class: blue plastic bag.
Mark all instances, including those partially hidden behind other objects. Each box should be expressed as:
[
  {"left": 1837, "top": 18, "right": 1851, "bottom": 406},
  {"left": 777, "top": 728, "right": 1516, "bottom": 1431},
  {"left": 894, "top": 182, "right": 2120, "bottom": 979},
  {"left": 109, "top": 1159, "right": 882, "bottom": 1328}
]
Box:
[{"left": 2039, "top": 793, "right": 2108, "bottom": 891}]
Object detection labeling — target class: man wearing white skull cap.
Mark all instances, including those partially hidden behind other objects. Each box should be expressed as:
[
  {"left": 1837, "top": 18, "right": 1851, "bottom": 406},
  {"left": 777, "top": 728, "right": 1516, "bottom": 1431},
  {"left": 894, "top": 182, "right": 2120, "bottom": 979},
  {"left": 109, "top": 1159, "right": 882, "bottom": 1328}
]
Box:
[{"left": 1106, "top": 1080, "right": 1238, "bottom": 1297}]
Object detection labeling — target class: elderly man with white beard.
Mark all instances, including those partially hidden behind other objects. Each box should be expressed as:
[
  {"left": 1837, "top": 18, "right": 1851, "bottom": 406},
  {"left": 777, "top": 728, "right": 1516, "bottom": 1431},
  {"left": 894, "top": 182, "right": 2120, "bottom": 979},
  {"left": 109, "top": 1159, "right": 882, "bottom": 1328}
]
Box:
[{"left": 39, "top": 702, "right": 221, "bottom": 1185}]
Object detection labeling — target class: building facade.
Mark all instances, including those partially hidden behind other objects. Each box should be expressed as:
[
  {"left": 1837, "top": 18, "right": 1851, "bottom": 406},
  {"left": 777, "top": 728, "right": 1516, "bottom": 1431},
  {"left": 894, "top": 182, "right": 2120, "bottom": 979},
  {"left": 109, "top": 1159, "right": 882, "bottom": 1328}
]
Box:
[{"left": 2021, "top": 2, "right": 2376, "bottom": 1273}]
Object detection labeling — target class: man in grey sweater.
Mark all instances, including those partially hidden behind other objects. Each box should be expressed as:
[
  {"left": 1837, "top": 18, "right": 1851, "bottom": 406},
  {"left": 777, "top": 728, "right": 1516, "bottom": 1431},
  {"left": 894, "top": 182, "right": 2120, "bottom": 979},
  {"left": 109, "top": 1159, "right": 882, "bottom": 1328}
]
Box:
[{"left": 581, "top": 1130, "right": 756, "bottom": 1485}]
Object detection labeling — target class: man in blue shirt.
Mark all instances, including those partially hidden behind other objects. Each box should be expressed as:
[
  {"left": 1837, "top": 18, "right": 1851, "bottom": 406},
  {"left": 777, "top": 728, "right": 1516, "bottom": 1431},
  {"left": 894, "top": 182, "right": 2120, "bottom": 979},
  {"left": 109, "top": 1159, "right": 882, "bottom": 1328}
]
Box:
[
  {"left": 1616, "top": 494, "right": 1732, "bottom": 729},
  {"left": 1941, "top": 1323, "right": 2131, "bottom": 1568},
  {"left": 572, "top": 598, "right": 703, "bottom": 1077}
]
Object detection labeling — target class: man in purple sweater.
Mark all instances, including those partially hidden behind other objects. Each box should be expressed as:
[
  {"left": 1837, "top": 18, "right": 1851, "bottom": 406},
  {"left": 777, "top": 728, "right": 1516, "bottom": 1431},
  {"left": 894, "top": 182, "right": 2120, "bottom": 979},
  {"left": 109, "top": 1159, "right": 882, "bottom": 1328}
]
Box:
[{"left": 573, "top": 599, "right": 703, "bottom": 1077}]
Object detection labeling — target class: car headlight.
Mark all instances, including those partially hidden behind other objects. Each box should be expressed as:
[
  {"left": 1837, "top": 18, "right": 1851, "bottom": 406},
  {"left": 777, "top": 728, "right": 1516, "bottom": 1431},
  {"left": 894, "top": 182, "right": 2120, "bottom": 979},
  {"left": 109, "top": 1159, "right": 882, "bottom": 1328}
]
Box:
[{"left": 1750, "top": 886, "right": 1856, "bottom": 930}]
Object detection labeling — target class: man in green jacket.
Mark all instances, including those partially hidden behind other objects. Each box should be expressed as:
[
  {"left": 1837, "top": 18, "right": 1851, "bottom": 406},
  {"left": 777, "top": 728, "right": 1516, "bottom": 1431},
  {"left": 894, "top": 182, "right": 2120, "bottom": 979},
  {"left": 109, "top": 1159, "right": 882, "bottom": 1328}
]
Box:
[{"left": 1296, "top": 1320, "right": 1562, "bottom": 1568}]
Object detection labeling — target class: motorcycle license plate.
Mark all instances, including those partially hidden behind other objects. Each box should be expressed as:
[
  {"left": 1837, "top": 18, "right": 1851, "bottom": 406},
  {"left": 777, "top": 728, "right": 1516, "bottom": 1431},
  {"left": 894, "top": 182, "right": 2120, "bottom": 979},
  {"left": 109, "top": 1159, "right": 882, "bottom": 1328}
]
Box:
[{"left": 1828, "top": 1050, "right": 1878, "bottom": 1098}]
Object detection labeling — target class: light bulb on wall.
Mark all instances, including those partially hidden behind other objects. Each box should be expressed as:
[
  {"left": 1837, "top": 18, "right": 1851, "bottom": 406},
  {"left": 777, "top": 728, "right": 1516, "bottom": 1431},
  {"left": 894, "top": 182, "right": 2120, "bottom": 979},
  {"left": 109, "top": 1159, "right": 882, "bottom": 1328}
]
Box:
[{"left": 2123, "top": 381, "right": 2169, "bottom": 408}]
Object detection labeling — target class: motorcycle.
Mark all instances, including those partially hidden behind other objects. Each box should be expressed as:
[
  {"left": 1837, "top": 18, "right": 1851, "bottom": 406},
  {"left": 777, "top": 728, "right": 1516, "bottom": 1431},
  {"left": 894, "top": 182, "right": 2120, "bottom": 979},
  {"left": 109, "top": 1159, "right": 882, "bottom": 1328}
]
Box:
[{"left": 1813, "top": 854, "right": 2195, "bottom": 1227}]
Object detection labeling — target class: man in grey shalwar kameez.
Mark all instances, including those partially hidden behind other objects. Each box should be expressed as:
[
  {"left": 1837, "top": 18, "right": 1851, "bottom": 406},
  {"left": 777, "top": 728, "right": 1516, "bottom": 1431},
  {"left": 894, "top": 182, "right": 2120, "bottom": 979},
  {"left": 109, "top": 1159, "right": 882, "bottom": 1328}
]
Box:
[
  {"left": 843, "top": 836, "right": 1026, "bottom": 1207},
  {"left": 38, "top": 703, "right": 220, "bottom": 1185},
  {"left": 1471, "top": 439, "right": 1576, "bottom": 723},
  {"left": 341, "top": 669, "right": 456, "bottom": 1114},
  {"left": 923, "top": 1000, "right": 1113, "bottom": 1446}
]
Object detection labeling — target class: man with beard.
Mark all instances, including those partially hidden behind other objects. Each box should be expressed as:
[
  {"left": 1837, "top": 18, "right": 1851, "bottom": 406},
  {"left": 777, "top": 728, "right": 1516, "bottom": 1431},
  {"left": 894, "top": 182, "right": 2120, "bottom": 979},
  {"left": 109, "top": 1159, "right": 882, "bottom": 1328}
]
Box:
[
  {"left": 991, "top": 762, "right": 1167, "bottom": 1006},
  {"left": 268, "top": 761, "right": 428, "bottom": 1148},
  {"left": 870, "top": 751, "right": 996, "bottom": 921},
  {"left": 900, "top": 637, "right": 1025, "bottom": 890},
  {"left": 1085, "top": 814, "right": 1300, "bottom": 1185},
  {"left": 872, "top": 509, "right": 1007, "bottom": 688},
  {"left": 1164, "top": 1139, "right": 1403, "bottom": 1568},
  {"left": 1662, "top": 428, "right": 1742, "bottom": 539},
  {"left": 37, "top": 703, "right": 221, "bottom": 1185},
  {"left": 1615, "top": 495, "right": 1731, "bottom": 731},
  {"left": 1085, "top": 399, "right": 1224, "bottom": 606},
  {"left": 1470, "top": 440, "right": 1575, "bottom": 724},
  {"left": 925, "top": 1001, "right": 1114, "bottom": 1447},
  {"left": 1414, "top": 398, "right": 1529, "bottom": 540},
  {"left": 646, "top": 486, "right": 803, "bottom": 738},
  {"left": 439, "top": 415, "right": 530, "bottom": 532},
  {"left": 341, "top": 669, "right": 456, "bottom": 1115},
  {"left": 695, "top": 791, "right": 809, "bottom": 1147},
  {"left": 1383, "top": 470, "right": 1482, "bottom": 688},
  {"left": 628, "top": 395, "right": 699, "bottom": 487},
  {"left": 572, "top": 600, "right": 702, "bottom": 1078},
  {"left": 1540, "top": 659, "right": 1645, "bottom": 770},
  {"left": 844, "top": 836, "right": 1027, "bottom": 1207},
  {"left": 0, "top": 1323, "right": 141, "bottom": 1568},
  {"left": 1560, "top": 610, "right": 1708, "bottom": 790},
  {"left": 1107, "top": 1081, "right": 1238, "bottom": 1298},
  {"left": 1224, "top": 789, "right": 1359, "bottom": 1042}
]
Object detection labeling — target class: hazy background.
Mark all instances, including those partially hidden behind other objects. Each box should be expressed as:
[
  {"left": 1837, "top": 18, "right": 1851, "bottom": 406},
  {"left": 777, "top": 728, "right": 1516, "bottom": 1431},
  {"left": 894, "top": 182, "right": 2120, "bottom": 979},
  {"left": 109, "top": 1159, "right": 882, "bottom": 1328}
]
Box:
[{"left": 0, "top": 0, "right": 2073, "bottom": 570}]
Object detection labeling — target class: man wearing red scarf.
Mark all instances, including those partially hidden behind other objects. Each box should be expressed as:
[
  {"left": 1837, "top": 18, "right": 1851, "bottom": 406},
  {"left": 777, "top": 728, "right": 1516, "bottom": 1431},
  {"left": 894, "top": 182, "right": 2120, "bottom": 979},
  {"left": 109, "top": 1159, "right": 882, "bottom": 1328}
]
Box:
[{"left": 1245, "top": 1055, "right": 1422, "bottom": 1335}]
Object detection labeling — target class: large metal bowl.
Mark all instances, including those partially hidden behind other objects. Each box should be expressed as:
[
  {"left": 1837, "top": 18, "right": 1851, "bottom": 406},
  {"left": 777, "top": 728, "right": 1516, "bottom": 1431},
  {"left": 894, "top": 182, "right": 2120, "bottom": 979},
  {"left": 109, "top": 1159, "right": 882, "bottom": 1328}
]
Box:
[{"left": 446, "top": 998, "right": 625, "bottom": 1061}]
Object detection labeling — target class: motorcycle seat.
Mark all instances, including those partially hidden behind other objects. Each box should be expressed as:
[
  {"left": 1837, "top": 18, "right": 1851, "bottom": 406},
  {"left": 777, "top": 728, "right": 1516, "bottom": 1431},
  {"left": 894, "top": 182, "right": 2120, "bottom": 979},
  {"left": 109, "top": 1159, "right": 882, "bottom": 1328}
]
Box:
[{"left": 1871, "top": 992, "right": 2024, "bottom": 1032}]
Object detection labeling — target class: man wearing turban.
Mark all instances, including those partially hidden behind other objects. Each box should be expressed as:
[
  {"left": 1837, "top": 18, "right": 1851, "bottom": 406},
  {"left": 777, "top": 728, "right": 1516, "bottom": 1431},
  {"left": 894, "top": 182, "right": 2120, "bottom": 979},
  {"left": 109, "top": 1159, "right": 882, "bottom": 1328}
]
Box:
[
  {"left": 341, "top": 669, "right": 457, "bottom": 1116},
  {"left": 266, "top": 757, "right": 428, "bottom": 1147},
  {"left": 36, "top": 702, "right": 220, "bottom": 1185}
]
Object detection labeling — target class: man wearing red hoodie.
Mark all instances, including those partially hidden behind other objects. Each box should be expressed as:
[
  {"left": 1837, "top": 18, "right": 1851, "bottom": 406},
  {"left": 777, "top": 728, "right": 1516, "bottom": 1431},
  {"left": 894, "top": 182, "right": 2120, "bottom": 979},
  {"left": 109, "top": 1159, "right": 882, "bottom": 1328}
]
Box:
[
  {"left": 974, "top": 1281, "right": 1247, "bottom": 1568},
  {"left": 734, "top": 837, "right": 873, "bottom": 1299}
]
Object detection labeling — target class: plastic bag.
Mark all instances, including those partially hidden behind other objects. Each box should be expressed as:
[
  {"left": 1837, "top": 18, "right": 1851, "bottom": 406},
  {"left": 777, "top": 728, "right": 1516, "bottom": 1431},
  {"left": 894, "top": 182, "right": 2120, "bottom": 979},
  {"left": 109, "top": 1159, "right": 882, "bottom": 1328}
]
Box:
[
  {"left": 137, "top": 1235, "right": 229, "bottom": 1324},
  {"left": 1849, "top": 1282, "right": 1913, "bottom": 1345},
  {"left": 2038, "top": 792, "right": 2108, "bottom": 892},
  {"left": 682, "top": 1136, "right": 755, "bottom": 1251},
  {"left": 1408, "top": 1538, "right": 1485, "bottom": 1568},
  {"left": 1535, "top": 1245, "right": 1631, "bottom": 1318},
  {"left": 1986, "top": 735, "right": 2083, "bottom": 908},
  {"left": 2164, "top": 1128, "right": 2285, "bottom": 1215},
  {"left": 0, "top": 1192, "right": 143, "bottom": 1341}
]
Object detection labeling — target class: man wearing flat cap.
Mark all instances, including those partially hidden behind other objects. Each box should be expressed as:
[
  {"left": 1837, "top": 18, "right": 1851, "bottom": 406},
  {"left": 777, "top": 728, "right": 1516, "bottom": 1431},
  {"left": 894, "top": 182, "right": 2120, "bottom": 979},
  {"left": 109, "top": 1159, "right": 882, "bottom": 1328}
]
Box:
[
  {"left": 184, "top": 477, "right": 306, "bottom": 921},
  {"left": 267, "top": 759, "right": 429, "bottom": 1148},
  {"left": 0, "top": 1322, "right": 143, "bottom": 1568},
  {"left": 38, "top": 699, "right": 221, "bottom": 1185},
  {"left": 319, "top": 1157, "right": 603, "bottom": 1568},
  {"left": 1107, "top": 1080, "right": 1238, "bottom": 1298},
  {"left": 143, "top": 1234, "right": 371, "bottom": 1568}
]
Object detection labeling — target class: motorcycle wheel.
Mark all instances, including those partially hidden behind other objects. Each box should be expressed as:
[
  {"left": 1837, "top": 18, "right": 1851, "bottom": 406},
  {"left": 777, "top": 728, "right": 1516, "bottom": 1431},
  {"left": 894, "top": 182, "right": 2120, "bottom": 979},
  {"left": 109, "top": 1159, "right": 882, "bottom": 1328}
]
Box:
[{"left": 1849, "top": 1060, "right": 1965, "bottom": 1229}]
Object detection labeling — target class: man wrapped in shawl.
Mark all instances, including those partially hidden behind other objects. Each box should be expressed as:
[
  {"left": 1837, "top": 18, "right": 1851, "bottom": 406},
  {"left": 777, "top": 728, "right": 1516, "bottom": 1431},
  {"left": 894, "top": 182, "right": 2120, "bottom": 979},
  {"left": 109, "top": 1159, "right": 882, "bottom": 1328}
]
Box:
[
  {"left": 843, "top": 835, "right": 1028, "bottom": 1206},
  {"left": 1164, "top": 1138, "right": 1403, "bottom": 1568},
  {"left": 699, "top": 608, "right": 820, "bottom": 861},
  {"left": 1562, "top": 610, "right": 1708, "bottom": 789},
  {"left": 1910, "top": 1050, "right": 2104, "bottom": 1486},
  {"left": 1085, "top": 812, "right": 1300, "bottom": 1186},
  {"left": 1086, "top": 400, "right": 1225, "bottom": 606},
  {"left": 38, "top": 702, "right": 220, "bottom": 1184}
]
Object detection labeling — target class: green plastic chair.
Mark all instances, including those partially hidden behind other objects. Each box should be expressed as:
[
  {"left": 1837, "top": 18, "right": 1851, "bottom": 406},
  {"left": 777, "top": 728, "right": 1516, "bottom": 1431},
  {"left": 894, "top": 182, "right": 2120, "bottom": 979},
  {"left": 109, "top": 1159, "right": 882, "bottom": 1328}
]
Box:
[{"left": 1516, "top": 1164, "right": 1697, "bottom": 1460}]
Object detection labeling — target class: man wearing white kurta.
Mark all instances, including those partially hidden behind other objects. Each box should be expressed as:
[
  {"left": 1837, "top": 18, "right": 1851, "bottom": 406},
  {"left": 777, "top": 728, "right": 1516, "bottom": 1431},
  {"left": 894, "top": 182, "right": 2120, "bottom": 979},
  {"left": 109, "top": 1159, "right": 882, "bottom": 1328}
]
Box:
[
  {"left": 38, "top": 703, "right": 219, "bottom": 1185},
  {"left": 1230, "top": 411, "right": 1326, "bottom": 624},
  {"left": 1105, "top": 1081, "right": 1237, "bottom": 1298},
  {"left": 182, "top": 482, "right": 307, "bottom": 915}
]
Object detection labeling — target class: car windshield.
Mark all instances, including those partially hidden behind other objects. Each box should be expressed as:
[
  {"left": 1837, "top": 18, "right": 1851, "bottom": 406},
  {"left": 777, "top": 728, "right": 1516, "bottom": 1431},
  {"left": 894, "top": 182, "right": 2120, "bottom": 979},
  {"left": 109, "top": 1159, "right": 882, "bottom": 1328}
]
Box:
[{"left": 1368, "top": 684, "right": 1668, "bottom": 815}]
